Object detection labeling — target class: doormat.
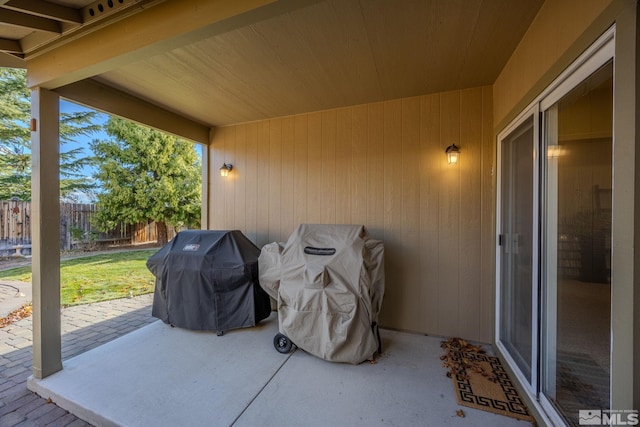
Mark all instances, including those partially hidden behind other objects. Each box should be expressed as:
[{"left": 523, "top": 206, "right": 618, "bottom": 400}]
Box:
[{"left": 440, "top": 337, "right": 533, "bottom": 422}]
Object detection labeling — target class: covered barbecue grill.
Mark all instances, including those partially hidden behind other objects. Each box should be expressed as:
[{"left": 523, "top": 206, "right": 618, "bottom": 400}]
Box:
[
  {"left": 259, "top": 224, "right": 385, "bottom": 364},
  {"left": 147, "top": 230, "right": 271, "bottom": 334}
]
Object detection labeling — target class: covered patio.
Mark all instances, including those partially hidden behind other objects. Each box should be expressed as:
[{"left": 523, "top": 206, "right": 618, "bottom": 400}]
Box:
[
  {"left": 0, "top": 0, "right": 638, "bottom": 425},
  {"left": 27, "top": 313, "right": 527, "bottom": 427}
]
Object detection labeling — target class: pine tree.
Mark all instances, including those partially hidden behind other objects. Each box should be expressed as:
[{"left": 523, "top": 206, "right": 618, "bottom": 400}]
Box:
[
  {"left": 91, "top": 117, "right": 201, "bottom": 245},
  {"left": 0, "top": 68, "right": 100, "bottom": 200}
]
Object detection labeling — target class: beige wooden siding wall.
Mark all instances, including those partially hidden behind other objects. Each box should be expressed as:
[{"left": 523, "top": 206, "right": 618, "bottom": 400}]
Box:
[
  {"left": 209, "top": 86, "right": 494, "bottom": 342},
  {"left": 493, "top": 0, "right": 613, "bottom": 127}
]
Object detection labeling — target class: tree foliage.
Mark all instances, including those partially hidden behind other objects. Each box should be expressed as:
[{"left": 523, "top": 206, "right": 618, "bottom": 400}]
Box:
[
  {"left": 0, "top": 68, "right": 100, "bottom": 200},
  {"left": 91, "top": 118, "right": 201, "bottom": 244}
]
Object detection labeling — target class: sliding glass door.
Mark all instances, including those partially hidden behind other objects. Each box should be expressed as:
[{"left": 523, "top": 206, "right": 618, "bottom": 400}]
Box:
[
  {"left": 496, "top": 29, "right": 614, "bottom": 427},
  {"left": 498, "top": 114, "right": 537, "bottom": 387},
  {"left": 540, "top": 61, "right": 613, "bottom": 427}
]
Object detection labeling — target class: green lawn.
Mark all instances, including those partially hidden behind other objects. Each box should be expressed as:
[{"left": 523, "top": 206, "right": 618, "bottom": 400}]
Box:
[{"left": 0, "top": 250, "right": 158, "bottom": 307}]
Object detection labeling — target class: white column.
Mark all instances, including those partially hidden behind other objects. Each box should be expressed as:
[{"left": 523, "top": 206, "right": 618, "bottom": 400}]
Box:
[{"left": 30, "top": 87, "right": 62, "bottom": 379}]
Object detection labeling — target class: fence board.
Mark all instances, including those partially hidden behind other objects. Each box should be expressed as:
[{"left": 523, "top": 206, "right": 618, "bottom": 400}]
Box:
[
  {"left": 0, "top": 200, "right": 176, "bottom": 254},
  {"left": 0, "top": 200, "right": 31, "bottom": 245}
]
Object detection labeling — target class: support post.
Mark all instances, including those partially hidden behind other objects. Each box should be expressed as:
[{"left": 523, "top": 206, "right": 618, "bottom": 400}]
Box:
[
  {"left": 30, "top": 87, "right": 62, "bottom": 379},
  {"left": 200, "top": 135, "right": 211, "bottom": 230}
]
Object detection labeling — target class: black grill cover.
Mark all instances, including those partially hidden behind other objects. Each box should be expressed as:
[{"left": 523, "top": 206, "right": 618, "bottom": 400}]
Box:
[{"left": 147, "top": 230, "right": 271, "bottom": 332}]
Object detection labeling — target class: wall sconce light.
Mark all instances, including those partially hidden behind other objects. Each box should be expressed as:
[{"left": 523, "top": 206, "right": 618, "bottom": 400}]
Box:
[
  {"left": 547, "top": 145, "right": 565, "bottom": 158},
  {"left": 219, "top": 163, "right": 233, "bottom": 177},
  {"left": 445, "top": 144, "right": 460, "bottom": 165}
]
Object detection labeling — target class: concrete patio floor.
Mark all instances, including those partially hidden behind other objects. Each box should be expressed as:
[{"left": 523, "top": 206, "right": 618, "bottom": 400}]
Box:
[
  {"left": 0, "top": 293, "right": 157, "bottom": 426},
  {"left": 27, "top": 313, "right": 530, "bottom": 427}
]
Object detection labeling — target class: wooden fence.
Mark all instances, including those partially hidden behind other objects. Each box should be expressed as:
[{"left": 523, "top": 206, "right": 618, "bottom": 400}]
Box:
[
  {"left": 0, "top": 200, "right": 177, "bottom": 255},
  {"left": 0, "top": 200, "right": 30, "bottom": 245}
]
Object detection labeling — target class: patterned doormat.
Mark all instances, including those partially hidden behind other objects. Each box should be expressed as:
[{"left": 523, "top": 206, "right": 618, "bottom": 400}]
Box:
[{"left": 441, "top": 338, "right": 533, "bottom": 422}]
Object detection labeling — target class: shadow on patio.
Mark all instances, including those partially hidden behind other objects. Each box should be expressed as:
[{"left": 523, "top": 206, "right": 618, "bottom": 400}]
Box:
[{"left": 27, "top": 313, "right": 529, "bottom": 427}]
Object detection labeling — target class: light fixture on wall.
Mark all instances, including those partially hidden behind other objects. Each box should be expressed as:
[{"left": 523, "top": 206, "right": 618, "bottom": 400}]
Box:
[
  {"left": 219, "top": 163, "right": 233, "bottom": 177},
  {"left": 445, "top": 144, "right": 460, "bottom": 165},
  {"left": 547, "top": 145, "right": 565, "bottom": 158}
]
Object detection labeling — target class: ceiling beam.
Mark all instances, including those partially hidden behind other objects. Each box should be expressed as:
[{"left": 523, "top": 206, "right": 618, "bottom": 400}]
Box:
[
  {"left": 26, "top": 0, "right": 321, "bottom": 90},
  {"left": 0, "top": 50, "right": 24, "bottom": 67},
  {"left": 0, "top": 37, "right": 21, "bottom": 53},
  {"left": 3, "top": 0, "right": 83, "bottom": 24},
  {"left": 0, "top": 8, "right": 60, "bottom": 33},
  {"left": 18, "top": 0, "right": 163, "bottom": 55},
  {"left": 54, "top": 78, "right": 211, "bottom": 145}
]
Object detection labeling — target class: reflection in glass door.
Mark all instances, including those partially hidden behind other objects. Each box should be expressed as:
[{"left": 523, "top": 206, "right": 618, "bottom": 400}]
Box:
[
  {"left": 499, "top": 116, "right": 536, "bottom": 385},
  {"left": 542, "top": 61, "right": 612, "bottom": 426}
]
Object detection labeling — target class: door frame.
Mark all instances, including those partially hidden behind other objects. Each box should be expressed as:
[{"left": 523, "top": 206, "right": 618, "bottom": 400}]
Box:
[
  {"left": 495, "top": 103, "right": 540, "bottom": 397},
  {"left": 538, "top": 31, "right": 615, "bottom": 425},
  {"left": 495, "top": 25, "right": 615, "bottom": 426}
]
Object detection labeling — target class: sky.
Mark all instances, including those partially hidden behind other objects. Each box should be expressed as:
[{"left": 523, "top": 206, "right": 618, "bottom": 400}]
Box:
[
  {"left": 59, "top": 100, "right": 202, "bottom": 181},
  {"left": 59, "top": 99, "right": 109, "bottom": 178}
]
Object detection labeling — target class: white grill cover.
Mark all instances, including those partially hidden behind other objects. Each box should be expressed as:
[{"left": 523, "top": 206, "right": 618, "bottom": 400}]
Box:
[{"left": 259, "top": 224, "right": 384, "bottom": 364}]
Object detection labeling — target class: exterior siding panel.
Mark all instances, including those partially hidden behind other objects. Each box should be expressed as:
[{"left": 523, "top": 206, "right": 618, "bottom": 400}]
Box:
[{"left": 209, "top": 86, "right": 494, "bottom": 341}]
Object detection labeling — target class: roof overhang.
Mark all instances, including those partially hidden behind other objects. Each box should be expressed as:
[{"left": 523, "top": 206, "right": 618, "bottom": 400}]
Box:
[{"left": 1, "top": 0, "right": 544, "bottom": 139}]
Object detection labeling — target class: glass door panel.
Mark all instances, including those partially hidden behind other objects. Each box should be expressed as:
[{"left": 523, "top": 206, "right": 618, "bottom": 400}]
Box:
[
  {"left": 542, "top": 61, "right": 612, "bottom": 426},
  {"left": 499, "top": 116, "right": 535, "bottom": 384}
]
